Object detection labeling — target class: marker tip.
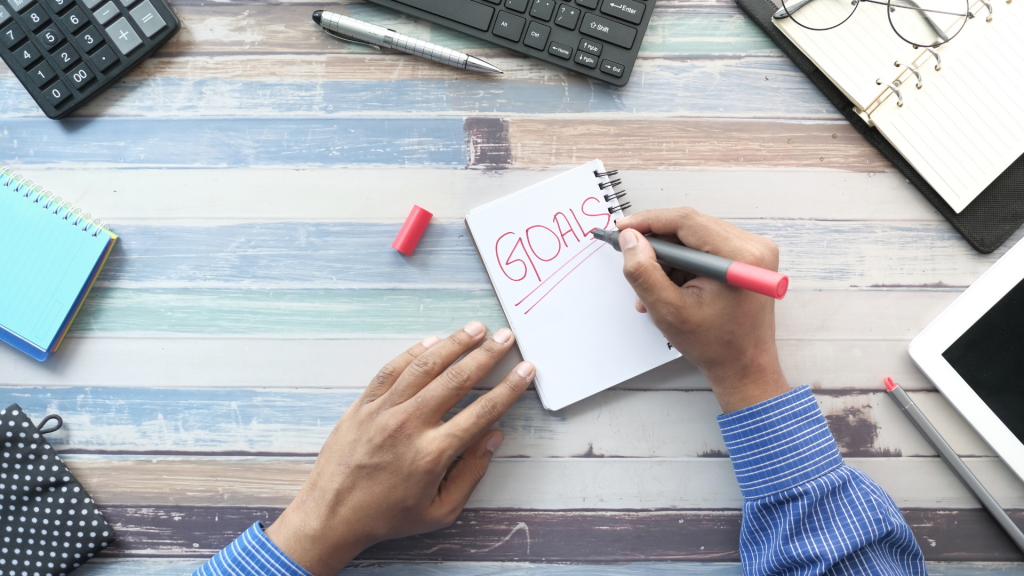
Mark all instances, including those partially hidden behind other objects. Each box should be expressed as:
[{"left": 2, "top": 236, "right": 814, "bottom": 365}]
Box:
[{"left": 884, "top": 377, "right": 898, "bottom": 392}]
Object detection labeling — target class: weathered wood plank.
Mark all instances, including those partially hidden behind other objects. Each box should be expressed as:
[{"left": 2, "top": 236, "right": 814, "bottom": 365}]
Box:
[
  {"left": 95, "top": 505, "right": 1024, "bottom": 562},
  {"left": 1, "top": 387, "right": 997, "bottom": 458},
  {"left": 66, "top": 456, "right": 1024, "bottom": 509}
]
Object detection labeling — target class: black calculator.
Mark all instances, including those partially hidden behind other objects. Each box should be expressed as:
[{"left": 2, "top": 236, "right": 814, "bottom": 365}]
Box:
[
  {"left": 366, "top": 0, "right": 656, "bottom": 86},
  {"left": 0, "top": 0, "right": 178, "bottom": 119}
]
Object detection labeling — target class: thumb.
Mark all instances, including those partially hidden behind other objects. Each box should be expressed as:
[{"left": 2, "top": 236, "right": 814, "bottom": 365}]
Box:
[
  {"left": 619, "top": 229, "right": 680, "bottom": 312},
  {"left": 436, "top": 431, "right": 503, "bottom": 521}
]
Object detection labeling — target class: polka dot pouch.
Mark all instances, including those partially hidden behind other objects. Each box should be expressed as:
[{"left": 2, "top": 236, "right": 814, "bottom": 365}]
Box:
[{"left": 1, "top": 403, "right": 114, "bottom": 576}]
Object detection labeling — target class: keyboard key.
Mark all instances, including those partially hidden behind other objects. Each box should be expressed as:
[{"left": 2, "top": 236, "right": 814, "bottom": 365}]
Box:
[
  {"left": 600, "top": 59, "right": 624, "bottom": 77},
  {"left": 42, "top": 0, "right": 73, "bottom": 13},
  {"left": 580, "top": 12, "right": 636, "bottom": 49},
  {"left": 576, "top": 0, "right": 598, "bottom": 8},
  {"left": 116, "top": 0, "right": 141, "bottom": 7},
  {"left": 555, "top": 3, "right": 580, "bottom": 29},
  {"left": 89, "top": 42, "right": 117, "bottom": 69},
  {"left": 93, "top": 2, "right": 119, "bottom": 24},
  {"left": 523, "top": 21, "right": 549, "bottom": 50},
  {"left": 8, "top": 0, "right": 34, "bottom": 13},
  {"left": 578, "top": 38, "right": 602, "bottom": 56},
  {"left": 600, "top": 0, "right": 645, "bottom": 25},
  {"left": 81, "top": 0, "right": 103, "bottom": 9},
  {"left": 106, "top": 16, "right": 140, "bottom": 54},
  {"left": 43, "top": 79, "right": 71, "bottom": 105},
  {"left": 394, "top": 0, "right": 494, "bottom": 31},
  {"left": 37, "top": 25, "right": 64, "bottom": 49},
  {"left": 1, "top": 21, "right": 24, "bottom": 47},
  {"left": 0, "top": 4, "right": 11, "bottom": 26},
  {"left": 53, "top": 43, "right": 79, "bottom": 69},
  {"left": 67, "top": 61, "right": 93, "bottom": 88},
  {"left": 76, "top": 25, "right": 103, "bottom": 53},
  {"left": 23, "top": 5, "right": 50, "bottom": 31},
  {"left": 13, "top": 41, "right": 40, "bottom": 67},
  {"left": 28, "top": 60, "right": 55, "bottom": 86},
  {"left": 548, "top": 41, "right": 571, "bottom": 59},
  {"left": 492, "top": 10, "right": 524, "bottom": 41},
  {"left": 129, "top": 0, "right": 165, "bottom": 37},
  {"left": 574, "top": 50, "right": 597, "bottom": 68},
  {"left": 61, "top": 6, "right": 87, "bottom": 32},
  {"left": 504, "top": 0, "right": 527, "bottom": 12},
  {"left": 529, "top": 0, "right": 554, "bottom": 20}
]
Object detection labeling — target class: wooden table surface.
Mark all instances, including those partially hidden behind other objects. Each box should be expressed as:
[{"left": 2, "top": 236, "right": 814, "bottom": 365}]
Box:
[{"left": 3, "top": 0, "right": 1024, "bottom": 573}]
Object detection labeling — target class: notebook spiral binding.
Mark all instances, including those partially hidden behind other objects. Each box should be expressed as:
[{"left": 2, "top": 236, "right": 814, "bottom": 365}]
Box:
[
  {"left": 1, "top": 165, "right": 110, "bottom": 238},
  {"left": 594, "top": 168, "right": 632, "bottom": 215}
]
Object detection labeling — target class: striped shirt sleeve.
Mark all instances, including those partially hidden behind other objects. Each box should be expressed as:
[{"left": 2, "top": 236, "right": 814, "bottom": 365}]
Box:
[
  {"left": 718, "top": 385, "right": 927, "bottom": 576},
  {"left": 193, "top": 522, "right": 313, "bottom": 576}
]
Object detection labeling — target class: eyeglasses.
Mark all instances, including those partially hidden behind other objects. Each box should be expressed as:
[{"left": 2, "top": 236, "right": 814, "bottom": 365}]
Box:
[{"left": 773, "top": 0, "right": 991, "bottom": 47}]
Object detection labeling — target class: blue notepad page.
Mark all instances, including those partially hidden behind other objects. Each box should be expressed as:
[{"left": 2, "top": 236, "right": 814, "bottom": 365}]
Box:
[{"left": 0, "top": 172, "right": 117, "bottom": 361}]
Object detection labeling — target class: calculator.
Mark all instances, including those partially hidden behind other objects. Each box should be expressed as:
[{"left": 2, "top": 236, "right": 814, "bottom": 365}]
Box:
[
  {"left": 0, "top": 0, "right": 178, "bottom": 119},
  {"left": 365, "top": 0, "right": 656, "bottom": 86}
]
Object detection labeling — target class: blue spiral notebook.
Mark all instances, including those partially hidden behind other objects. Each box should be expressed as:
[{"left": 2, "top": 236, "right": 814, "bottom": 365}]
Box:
[{"left": 0, "top": 166, "right": 117, "bottom": 361}]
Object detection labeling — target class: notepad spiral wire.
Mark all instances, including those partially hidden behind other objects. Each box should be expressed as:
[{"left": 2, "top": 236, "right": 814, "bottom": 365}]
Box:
[
  {"left": 1, "top": 165, "right": 111, "bottom": 238},
  {"left": 595, "top": 168, "right": 632, "bottom": 215}
]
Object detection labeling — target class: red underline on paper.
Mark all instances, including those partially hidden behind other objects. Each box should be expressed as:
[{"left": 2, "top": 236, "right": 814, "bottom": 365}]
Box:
[
  {"left": 515, "top": 238, "right": 601, "bottom": 307},
  {"left": 524, "top": 242, "right": 609, "bottom": 315}
]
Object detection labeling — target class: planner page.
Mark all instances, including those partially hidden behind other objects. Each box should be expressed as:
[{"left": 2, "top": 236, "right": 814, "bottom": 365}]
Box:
[
  {"left": 870, "top": 0, "right": 1024, "bottom": 212},
  {"left": 0, "top": 180, "right": 115, "bottom": 354},
  {"left": 466, "top": 160, "right": 680, "bottom": 411}
]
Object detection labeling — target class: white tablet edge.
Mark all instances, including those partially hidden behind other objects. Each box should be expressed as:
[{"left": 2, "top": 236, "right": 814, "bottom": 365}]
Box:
[{"left": 908, "top": 236, "right": 1024, "bottom": 483}]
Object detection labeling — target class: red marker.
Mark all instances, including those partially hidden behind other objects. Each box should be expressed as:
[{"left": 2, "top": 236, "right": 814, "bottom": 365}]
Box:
[{"left": 592, "top": 229, "right": 788, "bottom": 299}]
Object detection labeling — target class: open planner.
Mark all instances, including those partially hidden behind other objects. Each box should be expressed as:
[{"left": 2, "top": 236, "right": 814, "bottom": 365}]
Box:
[
  {"left": 466, "top": 161, "right": 680, "bottom": 411},
  {"left": 774, "top": 0, "right": 1024, "bottom": 213},
  {"left": 0, "top": 166, "right": 117, "bottom": 361}
]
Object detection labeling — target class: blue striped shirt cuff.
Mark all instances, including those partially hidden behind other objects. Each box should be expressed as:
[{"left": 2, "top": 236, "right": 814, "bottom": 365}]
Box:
[
  {"left": 718, "top": 385, "right": 843, "bottom": 500},
  {"left": 194, "top": 522, "right": 313, "bottom": 576}
]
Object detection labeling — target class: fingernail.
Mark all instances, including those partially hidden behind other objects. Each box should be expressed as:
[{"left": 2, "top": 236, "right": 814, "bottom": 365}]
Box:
[
  {"left": 485, "top": 433, "right": 504, "bottom": 453},
  {"left": 620, "top": 229, "right": 638, "bottom": 250},
  {"left": 493, "top": 327, "right": 513, "bottom": 344},
  {"left": 515, "top": 361, "right": 535, "bottom": 379},
  {"left": 464, "top": 321, "right": 486, "bottom": 338},
  {"left": 422, "top": 336, "right": 440, "bottom": 349}
]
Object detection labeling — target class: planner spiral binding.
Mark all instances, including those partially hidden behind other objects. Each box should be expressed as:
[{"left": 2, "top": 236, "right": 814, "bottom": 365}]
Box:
[
  {"left": 594, "top": 168, "right": 633, "bottom": 214},
  {"left": 1, "top": 165, "right": 110, "bottom": 238}
]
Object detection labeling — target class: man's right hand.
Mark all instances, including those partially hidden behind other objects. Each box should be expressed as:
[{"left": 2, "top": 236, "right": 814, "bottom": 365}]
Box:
[{"left": 616, "top": 207, "right": 790, "bottom": 413}]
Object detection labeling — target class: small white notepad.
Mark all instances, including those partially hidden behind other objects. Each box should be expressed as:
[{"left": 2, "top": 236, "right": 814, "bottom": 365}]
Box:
[{"left": 466, "top": 160, "right": 680, "bottom": 411}]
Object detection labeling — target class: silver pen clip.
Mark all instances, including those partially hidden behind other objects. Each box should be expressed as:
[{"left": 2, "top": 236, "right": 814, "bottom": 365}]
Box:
[{"left": 323, "top": 28, "right": 382, "bottom": 50}]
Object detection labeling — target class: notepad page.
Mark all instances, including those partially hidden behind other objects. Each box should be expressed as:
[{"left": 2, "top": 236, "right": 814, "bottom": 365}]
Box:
[
  {"left": 774, "top": 1, "right": 923, "bottom": 110},
  {"left": 0, "top": 183, "right": 114, "bottom": 353},
  {"left": 466, "top": 161, "right": 681, "bottom": 411},
  {"left": 869, "top": 1, "right": 1024, "bottom": 212}
]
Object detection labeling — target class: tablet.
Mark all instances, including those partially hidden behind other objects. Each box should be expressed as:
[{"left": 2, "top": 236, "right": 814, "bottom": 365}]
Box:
[{"left": 909, "top": 236, "right": 1024, "bottom": 483}]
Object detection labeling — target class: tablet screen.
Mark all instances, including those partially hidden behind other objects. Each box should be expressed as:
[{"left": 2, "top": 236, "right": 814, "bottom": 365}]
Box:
[{"left": 943, "top": 278, "right": 1024, "bottom": 442}]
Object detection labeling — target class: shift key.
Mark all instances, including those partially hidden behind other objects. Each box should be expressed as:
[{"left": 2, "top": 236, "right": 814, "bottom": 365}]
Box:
[{"left": 580, "top": 13, "right": 636, "bottom": 49}]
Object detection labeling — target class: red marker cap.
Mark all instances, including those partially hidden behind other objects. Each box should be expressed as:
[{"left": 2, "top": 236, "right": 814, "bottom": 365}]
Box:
[
  {"left": 725, "top": 262, "right": 789, "bottom": 300},
  {"left": 392, "top": 205, "right": 433, "bottom": 256}
]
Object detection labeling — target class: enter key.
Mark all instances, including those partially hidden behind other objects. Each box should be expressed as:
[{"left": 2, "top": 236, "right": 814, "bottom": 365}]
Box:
[{"left": 600, "top": 0, "right": 645, "bottom": 25}]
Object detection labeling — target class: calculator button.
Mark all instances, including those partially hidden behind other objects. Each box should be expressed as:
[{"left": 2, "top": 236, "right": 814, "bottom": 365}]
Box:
[
  {"left": 576, "top": 0, "right": 598, "bottom": 8},
  {"left": 578, "top": 38, "right": 602, "bottom": 56},
  {"left": 600, "top": 0, "right": 645, "bottom": 25},
  {"left": 81, "top": 0, "right": 103, "bottom": 10},
  {"left": 574, "top": 50, "right": 597, "bottom": 68},
  {"left": 504, "top": 0, "right": 527, "bottom": 12},
  {"left": 37, "top": 25, "right": 64, "bottom": 49},
  {"left": 75, "top": 24, "right": 103, "bottom": 52},
  {"left": 106, "top": 16, "right": 140, "bottom": 54},
  {"left": 580, "top": 12, "right": 636, "bottom": 49},
  {"left": 61, "top": 6, "right": 87, "bottom": 32},
  {"left": 43, "top": 79, "right": 71, "bottom": 105},
  {"left": 491, "top": 10, "right": 524, "bottom": 42},
  {"left": 1, "top": 21, "right": 24, "bottom": 47},
  {"left": 28, "top": 59, "right": 55, "bottom": 86},
  {"left": 116, "top": 0, "right": 140, "bottom": 8},
  {"left": 13, "top": 40, "right": 40, "bottom": 67},
  {"left": 8, "top": 0, "right": 34, "bottom": 13},
  {"left": 0, "top": 4, "right": 11, "bottom": 25},
  {"left": 600, "top": 58, "right": 624, "bottom": 77},
  {"left": 66, "top": 61, "right": 93, "bottom": 88},
  {"left": 42, "top": 0, "right": 72, "bottom": 13},
  {"left": 92, "top": 1, "right": 118, "bottom": 25},
  {"left": 89, "top": 42, "right": 116, "bottom": 69},
  {"left": 23, "top": 5, "right": 50, "bottom": 31},
  {"left": 548, "top": 41, "right": 571, "bottom": 59},
  {"left": 555, "top": 4, "right": 580, "bottom": 29},
  {"left": 129, "top": 0, "right": 164, "bottom": 37},
  {"left": 53, "top": 42, "right": 78, "bottom": 69},
  {"left": 529, "top": 0, "right": 554, "bottom": 20},
  {"left": 523, "top": 21, "right": 549, "bottom": 50}
]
